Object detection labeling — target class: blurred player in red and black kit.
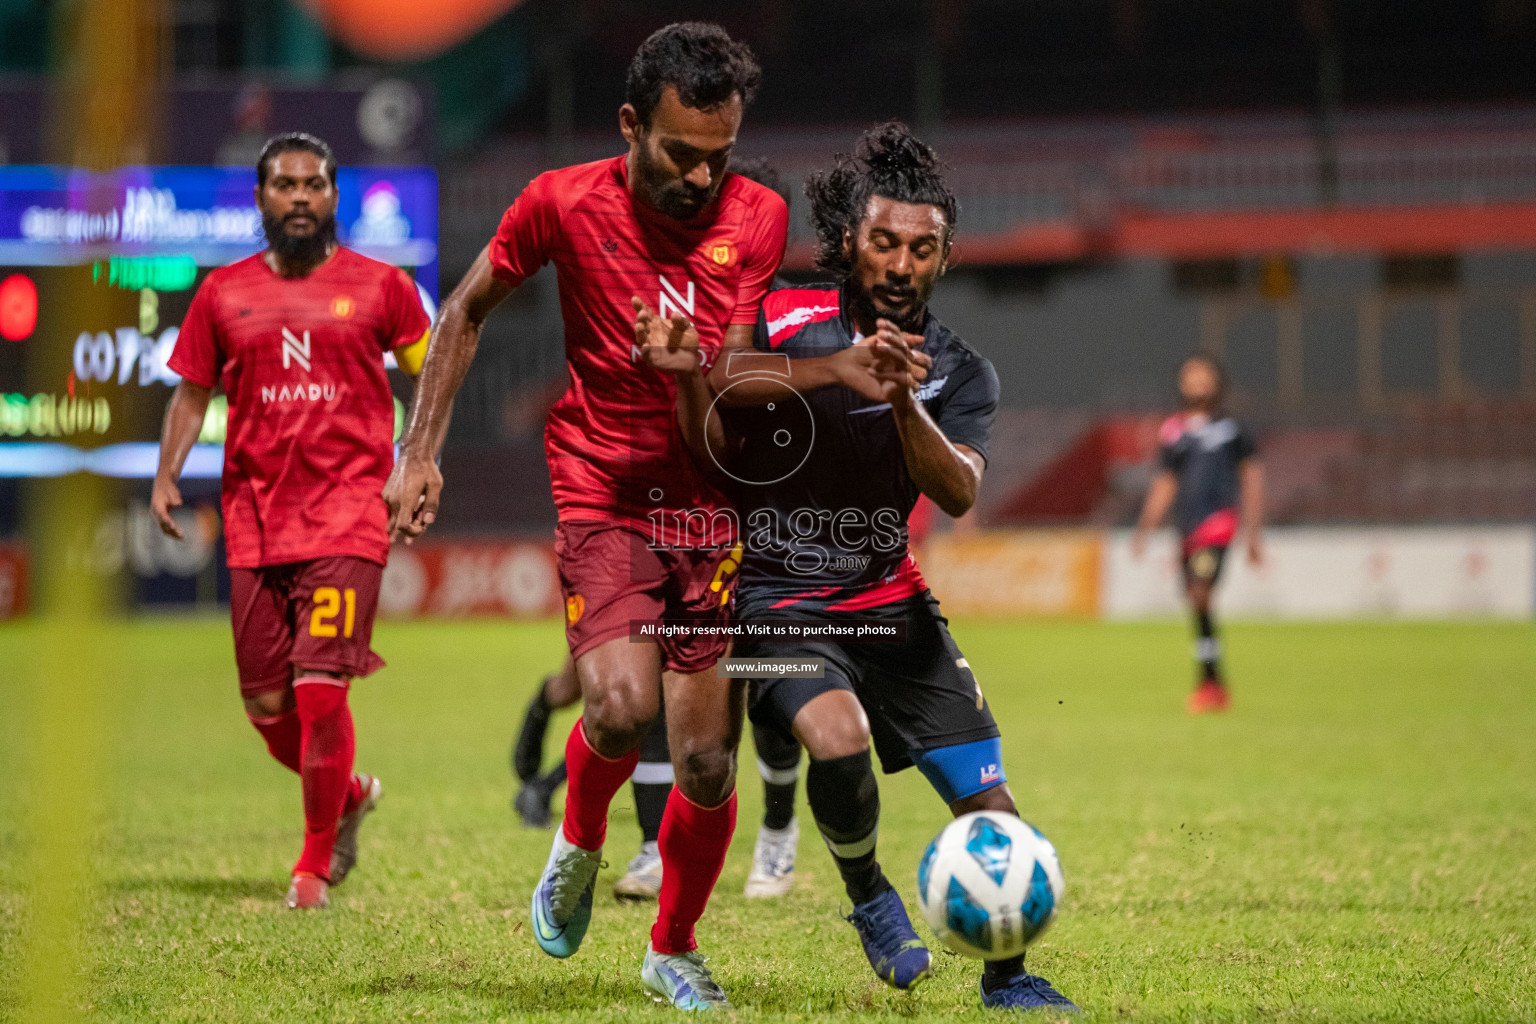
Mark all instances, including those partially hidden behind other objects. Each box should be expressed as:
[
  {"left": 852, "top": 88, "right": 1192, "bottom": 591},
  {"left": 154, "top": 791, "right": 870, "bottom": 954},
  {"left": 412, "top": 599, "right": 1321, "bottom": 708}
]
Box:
[
  {"left": 1132, "top": 354, "right": 1265, "bottom": 713},
  {"left": 383, "top": 24, "right": 786, "bottom": 1008},
  {"left": 151, "top": 133, "right": 431, "bottom": 909}
]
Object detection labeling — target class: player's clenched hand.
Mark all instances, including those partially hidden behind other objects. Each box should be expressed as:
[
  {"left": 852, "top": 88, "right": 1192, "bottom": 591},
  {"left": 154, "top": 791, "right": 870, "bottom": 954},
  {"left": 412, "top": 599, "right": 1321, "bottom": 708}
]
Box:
[
  {"left": 870, "top": 318, "right": 933, "bottom": 402},
  {"left": 632, "top": 296, "right": 701, "bottom": 375},
  {"left": 836, "top": 323, "right": 930, "bottom": 403},
  {"left": 872, "top": 320, "right": 932, "bottom": 370},
  {"left": 383, "top": 452, "right": 443, "bottom": 544},
  {"left": 836, "top": 343, "right": 925, "bottom": 402},
  {"left": 151, "top": 475, "right": 185, "bottom": 540}
]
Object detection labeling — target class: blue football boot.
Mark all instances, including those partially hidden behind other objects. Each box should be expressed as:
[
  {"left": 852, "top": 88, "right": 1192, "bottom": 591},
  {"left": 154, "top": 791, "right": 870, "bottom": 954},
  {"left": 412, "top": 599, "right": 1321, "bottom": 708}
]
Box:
[
  {"left": 641, "top": 947, "right": 733, "bottom": 1010},
  {"left": 980, "top": 971, "right": 1080, "bottom": 1012},
  {"left": 846, "top": 887, "right": 933, "bottom": 990},
  {"left": 528, "top": 830, "right": 601, "bottom": 958}
]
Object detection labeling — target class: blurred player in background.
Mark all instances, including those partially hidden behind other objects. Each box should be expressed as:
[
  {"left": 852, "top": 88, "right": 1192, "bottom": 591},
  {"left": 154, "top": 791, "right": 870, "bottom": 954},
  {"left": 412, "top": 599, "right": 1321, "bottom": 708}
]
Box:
[
  {"left": 151, "top": 133, "right": 431, "bottom": 909},
  {"left": 1132, "top": 354, "right": 1265, "bottom": 713},
  {"left": 509, "top": 155, "right": 805, "bottom": 902},
  {"left": 384, "top": 23, "right": 787, "bottom": 1009},
  {"left": 684, "top": 122, "right": 1077, "bottom": 1011},
  {"left": 511, "top": 657, "right": 577, "bottom": 827}
]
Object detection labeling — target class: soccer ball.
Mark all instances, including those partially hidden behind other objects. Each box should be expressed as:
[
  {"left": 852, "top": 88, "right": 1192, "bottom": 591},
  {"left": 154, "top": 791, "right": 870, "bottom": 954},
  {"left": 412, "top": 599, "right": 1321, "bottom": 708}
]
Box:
[{"left": 916, "top": 811, "right": 1064, "bottom": 960}]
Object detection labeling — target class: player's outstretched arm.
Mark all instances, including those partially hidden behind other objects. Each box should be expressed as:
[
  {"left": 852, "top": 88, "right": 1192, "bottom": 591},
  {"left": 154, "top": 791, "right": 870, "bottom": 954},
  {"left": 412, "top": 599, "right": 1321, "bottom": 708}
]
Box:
[
  {"left": 894, "top": 406, "right": 985, "bottom": 518},
  {"left": 1240, "top": 458, "right": 1265, "bottom": 565},
  {"left": 391, "top": 332, "right": 457, "bottom": 459},
  {"left": 1131, "top": 471, "right": 1179, "bottom": 558},
  {"left": 384, "top": 244, "right": 513, "bottom": 541},
  {"left": 151, "top": 380, "right": 213, "bottom": 540},
  {"left": 707, "top": 336, "right": 930, "bottom": 407}
]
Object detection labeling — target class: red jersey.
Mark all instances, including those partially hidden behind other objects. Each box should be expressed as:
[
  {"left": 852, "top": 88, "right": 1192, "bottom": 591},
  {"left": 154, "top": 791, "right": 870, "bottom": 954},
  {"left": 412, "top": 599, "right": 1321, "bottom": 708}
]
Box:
[
  {"left": 168, "top": 248, "right": 430, "bottom": 568},
  {"left": 488, "top": 155, "right": 788, "bottom": 530}
]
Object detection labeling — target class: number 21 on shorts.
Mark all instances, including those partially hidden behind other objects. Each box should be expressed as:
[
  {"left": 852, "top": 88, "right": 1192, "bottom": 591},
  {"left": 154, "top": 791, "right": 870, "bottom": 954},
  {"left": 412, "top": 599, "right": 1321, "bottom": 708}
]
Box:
[{"left": 310, "top": 587, "right": 357, "bottom": 638}]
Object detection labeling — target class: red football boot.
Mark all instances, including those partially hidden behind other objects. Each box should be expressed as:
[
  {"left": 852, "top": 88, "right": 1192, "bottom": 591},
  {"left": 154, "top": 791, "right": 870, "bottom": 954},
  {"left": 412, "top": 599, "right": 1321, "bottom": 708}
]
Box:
[
  {"left": 285, "top": 872, "right": 329, "bottom": 910},
  {"left": 1186, "top": 679, "right": 1231, "bottom": 714}
]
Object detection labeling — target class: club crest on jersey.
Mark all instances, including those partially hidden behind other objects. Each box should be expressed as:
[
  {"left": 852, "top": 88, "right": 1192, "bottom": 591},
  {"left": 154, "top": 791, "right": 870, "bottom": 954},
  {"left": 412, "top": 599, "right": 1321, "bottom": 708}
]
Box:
[
  {"left": 331, "top": 295, "right": 355, "bottom": 319},
  {"left": 281, "top": 327, "right": 312, "bottom": 372},
  {"left": 709, "top": 243, "right": 736, "bottom": 267}
]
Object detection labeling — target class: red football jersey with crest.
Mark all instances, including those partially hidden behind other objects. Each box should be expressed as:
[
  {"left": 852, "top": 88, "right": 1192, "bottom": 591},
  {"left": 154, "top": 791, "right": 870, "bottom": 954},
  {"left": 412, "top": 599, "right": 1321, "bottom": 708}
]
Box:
[
  {"left": 168, "top": 247, "right": 430, "bottom": 568},
  {"left": 488, "top": 155, "right": 788, "bottom": 530}
]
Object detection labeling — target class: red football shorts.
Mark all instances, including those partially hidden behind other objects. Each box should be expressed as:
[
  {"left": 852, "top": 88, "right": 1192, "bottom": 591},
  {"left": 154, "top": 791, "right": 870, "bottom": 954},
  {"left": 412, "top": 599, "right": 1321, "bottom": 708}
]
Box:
[
  {"left": 230, "top": 556, "right": 386, "bottom": 697},
  {"left": 555, "top": 520, "right": 736, "bottom": 674}
]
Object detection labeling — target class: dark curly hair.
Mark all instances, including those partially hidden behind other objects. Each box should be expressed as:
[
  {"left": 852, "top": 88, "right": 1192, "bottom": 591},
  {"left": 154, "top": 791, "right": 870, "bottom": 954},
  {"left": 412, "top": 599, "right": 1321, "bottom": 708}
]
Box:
[
  {"left": 256, "top": 132, "right": 336, "bottom": 187},
  {"left": 805, "top": 121, "right": 958, "bottom": 279},
  {"left": 626, "top": 22, "right": 762, "bottom": 128}
]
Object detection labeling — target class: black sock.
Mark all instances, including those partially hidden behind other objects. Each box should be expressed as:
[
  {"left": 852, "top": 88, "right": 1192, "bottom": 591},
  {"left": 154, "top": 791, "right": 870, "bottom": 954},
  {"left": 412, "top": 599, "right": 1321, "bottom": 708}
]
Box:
[
  {"left": 806, "top": 750, "right": 890, "bottom": 905},
  {"left": 762, "top": 780, "right": 797, "bottom": 831},
  {"left": 630, "top": 714, "right": 672, "bottom": 843},
  {"left": 982, "top": 954, "right": 1027, "bottom": 991},
  {"left": 753, "top": 720, "right": 802, "bottom": 831},
  {"left": 1195, "top": 609, "right": 1222, "bottom": 683},
  {"left": 538, "top": 759, "right": 567, "bottom": 792},
  {"left": 512, "top": 679, "right": 554, "bottom": 782},
  {"left": 632, "top": 778, "right": 671, "bottom": 844}
]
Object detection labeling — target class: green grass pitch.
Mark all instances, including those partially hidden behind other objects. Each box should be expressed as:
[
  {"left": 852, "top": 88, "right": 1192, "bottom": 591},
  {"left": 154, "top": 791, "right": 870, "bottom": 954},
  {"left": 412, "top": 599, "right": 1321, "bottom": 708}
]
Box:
[{"left": 2, "top": 618, "right": 1533, "bottom": 1022}]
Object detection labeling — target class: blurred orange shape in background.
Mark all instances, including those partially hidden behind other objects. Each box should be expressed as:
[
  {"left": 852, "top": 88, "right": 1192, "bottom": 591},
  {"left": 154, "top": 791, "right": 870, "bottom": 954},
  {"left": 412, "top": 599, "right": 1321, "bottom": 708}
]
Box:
[{"left": 302, "top": 0, "right": 529, "bottom": 60}]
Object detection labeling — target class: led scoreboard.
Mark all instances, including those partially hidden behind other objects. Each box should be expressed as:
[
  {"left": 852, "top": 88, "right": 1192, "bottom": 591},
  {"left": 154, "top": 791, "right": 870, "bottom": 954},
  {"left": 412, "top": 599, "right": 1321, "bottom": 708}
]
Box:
[{"left": 0, "top": 164, "right": 438, "bottom": 478}]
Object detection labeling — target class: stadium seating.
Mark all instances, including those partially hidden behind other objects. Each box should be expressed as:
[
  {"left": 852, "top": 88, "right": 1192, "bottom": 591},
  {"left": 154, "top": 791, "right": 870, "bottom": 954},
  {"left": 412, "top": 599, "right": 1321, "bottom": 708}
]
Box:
[{"left": 979, "top": 400, "right": 1536, "bottom": 528}]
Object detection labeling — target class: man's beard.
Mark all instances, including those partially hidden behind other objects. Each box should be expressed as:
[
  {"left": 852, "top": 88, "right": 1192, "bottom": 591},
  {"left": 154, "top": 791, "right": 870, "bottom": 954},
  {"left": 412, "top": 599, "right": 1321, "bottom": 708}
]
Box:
[
  {"left": 634, "top": 143, "right": 715, "bottom": 221},
  {"left": 262, "top": 210, "right": 337, "bottom": 265},
  {"left": 846, "top": 280, "right": 929, "bottom": 333}
]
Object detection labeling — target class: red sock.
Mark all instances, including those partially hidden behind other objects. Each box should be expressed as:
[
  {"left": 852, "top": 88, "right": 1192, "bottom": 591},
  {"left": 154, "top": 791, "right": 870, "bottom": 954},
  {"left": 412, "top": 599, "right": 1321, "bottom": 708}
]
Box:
[
  {"left": 560, "top": 718, "right": 639, "bottom": 851},
  {"left": 292, "top": 677, "right": 356, "bottom": 880},
  {"left": 246, "top": 707, "right": 301, "bottom": 774},
  {"left": 651, "top": 788, "right": 737, "bottom": 954}
]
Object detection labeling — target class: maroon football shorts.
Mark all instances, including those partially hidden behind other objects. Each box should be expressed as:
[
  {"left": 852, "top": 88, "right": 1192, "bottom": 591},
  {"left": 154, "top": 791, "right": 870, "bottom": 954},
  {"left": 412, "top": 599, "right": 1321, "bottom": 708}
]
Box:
[
  {"left": 230, "top": 556, "right": 386, "bottom": 697},
  {"left": 555, "top": 520, "right": 736, "bottom": 674}
]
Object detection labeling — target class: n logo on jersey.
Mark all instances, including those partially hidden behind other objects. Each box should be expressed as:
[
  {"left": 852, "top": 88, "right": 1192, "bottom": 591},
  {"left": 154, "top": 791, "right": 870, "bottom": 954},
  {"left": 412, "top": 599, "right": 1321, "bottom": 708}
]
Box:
[
  {"left": 658, "top": 275, "right": 695, "bottom": 321},
  {"left": 281, "top": 328, "right": 312, "bottom": 372}
]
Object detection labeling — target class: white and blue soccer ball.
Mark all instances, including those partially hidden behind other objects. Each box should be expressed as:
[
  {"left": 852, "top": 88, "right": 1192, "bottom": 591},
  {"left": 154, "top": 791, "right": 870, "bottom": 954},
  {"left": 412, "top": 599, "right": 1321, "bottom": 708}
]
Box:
[{"left": 916, "top": 811, "right": 1064, "bottom": 960}]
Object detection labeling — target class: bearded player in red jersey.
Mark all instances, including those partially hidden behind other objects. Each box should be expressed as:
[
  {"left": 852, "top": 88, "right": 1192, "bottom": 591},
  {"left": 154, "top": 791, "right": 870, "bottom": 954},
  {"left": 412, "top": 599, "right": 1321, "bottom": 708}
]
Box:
[
  {"left": 384, "top": 24, "right": 787, "bottom": 1009},
  {"left": 151, "top": 133, "right": 431, "bottom": 911}
]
